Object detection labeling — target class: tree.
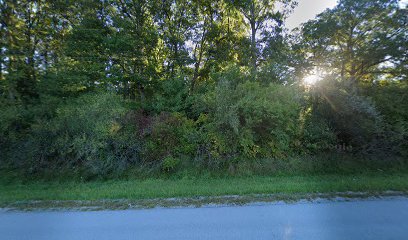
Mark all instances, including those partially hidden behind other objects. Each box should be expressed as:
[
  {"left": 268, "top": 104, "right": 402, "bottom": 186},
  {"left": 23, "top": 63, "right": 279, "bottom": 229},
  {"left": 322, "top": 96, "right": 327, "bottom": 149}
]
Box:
[
  {"left": 108, "top": 0, "right": 162, "bottom": 101},
  {"left": 0, "top": 0, "right": 75, "bottom": 101},
  {"left": 190, "top": 0, "right": 247, "bottom": 91},
  {"left": 1, "top": 0, "right": 43, "bottom": 101},
  {"left": 228, "top": 0, "right": 293, "bottom": 71},
  {"left": 63, "top": 0, "right": 110, "bottom": 92},
  {"left": 259, "top": 31, "right": 306, "bottom": 84},
  {"left": 155, "top": 0, "right": 197, "bottom": 78},
  {"left": 302, "top": 0, "right": 407, "bottom": 91}
]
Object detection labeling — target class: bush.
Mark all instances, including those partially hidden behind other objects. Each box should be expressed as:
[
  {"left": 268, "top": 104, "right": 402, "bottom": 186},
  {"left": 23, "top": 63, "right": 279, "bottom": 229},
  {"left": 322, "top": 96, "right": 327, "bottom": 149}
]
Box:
[
  {"left": 366, "top": 82, "right": 408, "bottom": 156},
  {"left": 310, "top": 78, "right": 384, "bottom": 153},
  {"left": 298, "top": 114, "right": 337, "bottom": 154},
  {"left": 0, "top": 96, "right": 62, "bottom": 169},
  {"left": 161, "top": 156, "right": 181, "bottom": 173},
  {"left": 0, "top": 100, "right": 24, "bottom": 146},
  {"left": 194, "top": 78, "right": 302, "bottom": 165},
  {"left": 141, "top": 112, "right": 197, "bottom": 170},
  {"left": 19, "top": 92, "right": 141, "bottom": 178},
  {"left": 145, "top": 75, "right": 192, "bottom": 114}
]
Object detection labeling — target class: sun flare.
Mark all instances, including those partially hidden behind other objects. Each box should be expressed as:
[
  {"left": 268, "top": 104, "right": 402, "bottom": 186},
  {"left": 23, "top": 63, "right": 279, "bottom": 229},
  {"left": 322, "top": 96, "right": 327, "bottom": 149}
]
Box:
[
  {"left": 303, "top": 70, "right": 324, "bottom": 86},
  {"left": 303, "top": 74, "right": 320, "bottom": 85}
]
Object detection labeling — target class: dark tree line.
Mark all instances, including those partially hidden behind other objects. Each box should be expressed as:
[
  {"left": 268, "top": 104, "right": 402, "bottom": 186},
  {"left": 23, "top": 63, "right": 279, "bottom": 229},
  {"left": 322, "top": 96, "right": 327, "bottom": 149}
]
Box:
[{"left": 0, "top": 0, "right": 294, "bottom": 101}]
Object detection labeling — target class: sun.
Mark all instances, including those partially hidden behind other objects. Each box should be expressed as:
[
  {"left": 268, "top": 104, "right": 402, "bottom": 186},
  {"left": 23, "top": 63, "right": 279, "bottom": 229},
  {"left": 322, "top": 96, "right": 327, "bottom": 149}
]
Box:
[
  {"left": 303, "top": 74, "right": 320, "bottom": 86},
  {"left": 303, "top": 70, "right": 324, "bottom": 86}
]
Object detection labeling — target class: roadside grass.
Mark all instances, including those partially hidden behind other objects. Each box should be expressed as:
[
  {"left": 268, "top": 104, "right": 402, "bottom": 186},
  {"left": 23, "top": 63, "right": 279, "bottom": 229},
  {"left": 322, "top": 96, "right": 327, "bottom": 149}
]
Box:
[{"left": 1, "top": 173, "right": 408, "bottom": 205}]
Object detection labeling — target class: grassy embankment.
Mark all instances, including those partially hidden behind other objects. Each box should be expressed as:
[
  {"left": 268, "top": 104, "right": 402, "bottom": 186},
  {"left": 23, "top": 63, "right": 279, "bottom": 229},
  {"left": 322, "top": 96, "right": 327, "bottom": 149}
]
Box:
[{"left": 1, "top": 172, "right": 408, "bottom": 208}]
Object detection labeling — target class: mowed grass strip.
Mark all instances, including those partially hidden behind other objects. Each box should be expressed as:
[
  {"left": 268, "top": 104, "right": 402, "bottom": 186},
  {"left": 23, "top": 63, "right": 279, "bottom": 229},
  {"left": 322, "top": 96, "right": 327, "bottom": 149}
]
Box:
[{"left": 1, "top": 173, "right": 408, "bottom": 204}]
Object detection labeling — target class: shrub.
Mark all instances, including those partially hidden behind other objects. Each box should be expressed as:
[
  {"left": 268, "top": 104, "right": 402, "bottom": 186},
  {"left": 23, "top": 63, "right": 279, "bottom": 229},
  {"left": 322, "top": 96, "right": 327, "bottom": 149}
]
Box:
[
  {"left": 195, "top": 78, "right": 302, "bottom": 164},
  {"left": 366, "top": 82, "right": 408, "bottom": 156},
  {"left": 299, "top": 114, "right": 337, "bottom": 154},
  {"left": 141, "top": 112, "right": 197, "bottom": 168},
  {"left": 310, "top": 78, "right": 384, "bottom": 153},
  {"left": 161, "top": 156, "right": 181, "bottom": 173},
  {"left": 145, "top": 75, "right": 192, "bottom": 114},
  {"left": 0, "top": 101, "right": 23, "bottom": 147},
  {"left": 22, "top": 92, "right": 141, "bottom": 177},
  {"left": 0, "top": 95, "right": 62, "bottom": 169}
]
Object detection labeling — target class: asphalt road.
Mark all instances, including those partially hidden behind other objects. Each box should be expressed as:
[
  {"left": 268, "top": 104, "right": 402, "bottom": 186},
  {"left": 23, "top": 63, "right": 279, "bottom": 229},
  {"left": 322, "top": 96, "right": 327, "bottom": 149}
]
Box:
[{"left": 1, "top": 197, "right": 408, "bottom": 240}]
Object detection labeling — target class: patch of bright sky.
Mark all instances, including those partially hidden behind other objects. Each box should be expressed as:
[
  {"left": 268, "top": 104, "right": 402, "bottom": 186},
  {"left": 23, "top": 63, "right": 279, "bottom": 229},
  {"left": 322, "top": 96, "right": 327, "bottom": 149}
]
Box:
[
  {"left": 286, "top": 0, "right": 338, "bottom": 30},
  {"left": 286, "top": 0, "right": 408, "bottom": 30}
]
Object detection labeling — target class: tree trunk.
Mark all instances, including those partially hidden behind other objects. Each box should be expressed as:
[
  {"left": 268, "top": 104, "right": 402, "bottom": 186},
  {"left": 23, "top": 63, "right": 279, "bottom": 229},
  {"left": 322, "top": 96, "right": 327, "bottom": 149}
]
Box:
[
  {"left": 250, "top": 20, "right": 257, "bottom": 71},
  {"left": 0, "top": 48, "right": 3, "bottom": 81},
  {"left": 250, "top": 3, "right": 257, "bottom": 72},
  {"left": 191, "top": 25, "right": 207, "bottom": 92}
]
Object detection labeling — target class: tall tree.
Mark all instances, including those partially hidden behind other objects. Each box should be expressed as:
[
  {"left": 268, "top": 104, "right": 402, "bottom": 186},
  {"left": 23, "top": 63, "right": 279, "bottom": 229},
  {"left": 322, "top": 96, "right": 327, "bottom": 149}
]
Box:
[
  {"left": 155, "top": 0, "right": 197, "bottom": 78},
  {"left": 190, "top": 0, "right": 247, "bottom": 91},
  {"left": 229, "top": 0, "right": 293, "bottom": 71},
  {"left": 0, "top": 0, "right": 70, "bottom": 101},
  {"left": 64, "top": 0, "right": 110, "bottom": 91},
  {"left": 302, "top": 0, "right": 407, "bottom": 91},
  {"left": 108, "top": 0, "right": 162, "bottom": 101}
]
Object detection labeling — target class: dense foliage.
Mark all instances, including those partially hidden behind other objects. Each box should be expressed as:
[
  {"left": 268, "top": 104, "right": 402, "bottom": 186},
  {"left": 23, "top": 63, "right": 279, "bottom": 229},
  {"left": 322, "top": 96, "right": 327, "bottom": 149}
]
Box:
[{"left": 0, "top": 0, "right": 407, "bottom": 179}]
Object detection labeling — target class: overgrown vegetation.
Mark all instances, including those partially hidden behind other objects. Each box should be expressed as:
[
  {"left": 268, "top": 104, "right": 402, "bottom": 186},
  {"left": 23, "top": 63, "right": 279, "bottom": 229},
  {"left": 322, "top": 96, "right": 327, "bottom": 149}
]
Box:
[{"left": 0, "top": 0, "right": 407, "bottom": 181}]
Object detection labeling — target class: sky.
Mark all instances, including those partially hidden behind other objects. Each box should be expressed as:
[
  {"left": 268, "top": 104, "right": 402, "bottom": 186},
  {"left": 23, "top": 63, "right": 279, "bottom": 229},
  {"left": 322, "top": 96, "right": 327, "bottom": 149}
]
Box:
[
  {"left": 286, "top": 0, "right": 338, "bottom": 30},
  {"left": 286, "top": 0, "right": 408, "bottom": 30}
]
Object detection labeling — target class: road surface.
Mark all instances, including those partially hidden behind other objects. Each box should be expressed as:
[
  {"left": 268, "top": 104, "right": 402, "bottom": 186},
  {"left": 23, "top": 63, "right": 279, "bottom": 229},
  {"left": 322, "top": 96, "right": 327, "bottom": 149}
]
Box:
[{"left": 1, "top": 197, "right": 408, "bottom": 240}]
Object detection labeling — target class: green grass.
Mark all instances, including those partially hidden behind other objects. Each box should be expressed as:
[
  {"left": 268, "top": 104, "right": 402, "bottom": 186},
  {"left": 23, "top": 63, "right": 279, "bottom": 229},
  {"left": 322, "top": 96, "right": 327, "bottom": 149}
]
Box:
[{"left": 1, "top": 173, "right": 408, "bottom": 205}]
